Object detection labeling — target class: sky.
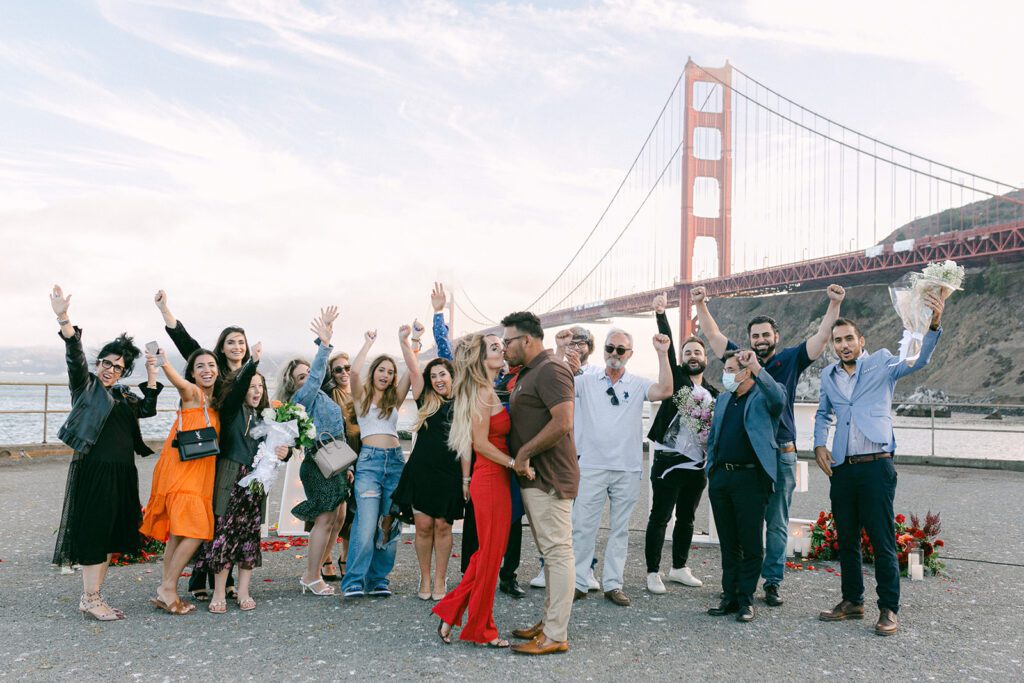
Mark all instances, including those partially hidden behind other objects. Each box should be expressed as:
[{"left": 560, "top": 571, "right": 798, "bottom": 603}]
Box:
[{"left": 2, "top": 0, "right": 1022, "bottom": 375}]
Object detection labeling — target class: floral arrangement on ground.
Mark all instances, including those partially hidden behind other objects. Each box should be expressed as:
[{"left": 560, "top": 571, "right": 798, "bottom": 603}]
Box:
[{"left": 806, "top": 510, "right": 945, "bottom": 576}]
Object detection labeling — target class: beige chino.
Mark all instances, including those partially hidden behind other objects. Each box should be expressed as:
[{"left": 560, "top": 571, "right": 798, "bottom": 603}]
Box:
[{"left": 521, "top": 487, "right": 575, "bottom": 642}]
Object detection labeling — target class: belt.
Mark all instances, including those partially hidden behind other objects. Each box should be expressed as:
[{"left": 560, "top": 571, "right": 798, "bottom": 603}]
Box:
[
  {"left": 778, "top": 443, "right": 797, "bottom": 454},
  {"left": 844, "top": 452, "right": 893, "bottom": 465},
  {"left": 720, "top": 462, "right": 757, "bottom": 471}
]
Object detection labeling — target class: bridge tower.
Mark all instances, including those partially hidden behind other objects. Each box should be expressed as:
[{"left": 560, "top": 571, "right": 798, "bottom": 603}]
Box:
[{"left": 679, "top": 59, "right": 733, "bottom": 338}]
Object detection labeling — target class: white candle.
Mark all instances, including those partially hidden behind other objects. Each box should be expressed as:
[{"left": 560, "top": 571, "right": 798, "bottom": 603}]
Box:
[
  {"left": 800, "top": 536, "right": 812, "bottom": 555},
  {"left": 910, "top": 564, "right": 924, "bottom": 581}
]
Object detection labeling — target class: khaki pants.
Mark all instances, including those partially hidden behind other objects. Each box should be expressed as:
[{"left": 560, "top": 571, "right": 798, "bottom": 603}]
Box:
[{"left": 521, "top": 487, "right": 575, "bottom": 642}]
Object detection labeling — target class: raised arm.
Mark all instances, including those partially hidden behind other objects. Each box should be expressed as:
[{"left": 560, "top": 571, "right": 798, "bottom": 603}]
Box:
[
  {"left": 152, "top": 348, "right": 199, "bottom": 403},
  {"left": 740, "top": 349, "right": 785, "bottom": 416},
  {"left": 295, "top": 311, "right": 336, "bottom": 407},
  {"left": 220, "top": 349, "right": 259, "bottom": 419},
  {"left": 154, "top": 290, "right": 200, "bottom": 359},
  {"left": 430, "top": 282, "right": 453, "bottom": 361},
  {"left": 647, "top": 333, "right": 675, "bottom": 402},
  {"left": 890, "top": 291, "right": 945, "bottom": 381},
  {"left": 132, "top": 355, "right": 163, "bottom": 418},
  {"left": 50, "top": 286, "right": 88, "bottom": 393},
  {"left": 806, "top": 284, "right": 845, "bottom": 361},
  {"left": 691, "top": 286, "right": 729, "bottom": 359},
  {"left": 349, "top": 329, "right": 377, "bottom": 403},
  {"left": 399, "top": 325, "right": 424, "bottom": 400},
  {"left": 653, "top": 293, "right": 680, "bottom": 373}
]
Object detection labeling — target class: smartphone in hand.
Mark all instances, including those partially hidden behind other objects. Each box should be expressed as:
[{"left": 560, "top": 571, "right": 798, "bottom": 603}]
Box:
[{"left": 145, "top": 341, "right": 163, "bottom": 366}]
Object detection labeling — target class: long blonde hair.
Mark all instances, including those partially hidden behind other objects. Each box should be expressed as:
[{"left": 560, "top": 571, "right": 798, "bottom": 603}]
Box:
[
  {"left": 277, "top": 358, "right": 310, "bottom": 402},
  {"left": 359, "top": 354, "right": 401, "bottom": 419},
  {"left": 447, "top": 335, "right": 496, "bottom": 461}
]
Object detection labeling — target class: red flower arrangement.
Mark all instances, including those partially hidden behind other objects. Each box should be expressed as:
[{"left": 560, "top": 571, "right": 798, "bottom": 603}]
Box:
[
  {"left": 807, "top": 510, "right": 945, "bottom": 576},
  {"left": 110, "top": 534, "right": 166, "bottom": 566}
]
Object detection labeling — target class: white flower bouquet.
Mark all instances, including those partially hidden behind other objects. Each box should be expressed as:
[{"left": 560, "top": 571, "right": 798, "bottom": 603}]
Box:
[
  {"left": 889, "top": 260, "right": 964, "bottom": 366},
  {"left": 661, "top": 385, "right": 716, "bottom": 455},
  {"left": 237, "top": 401, "right": 316, "bottom": 496}
]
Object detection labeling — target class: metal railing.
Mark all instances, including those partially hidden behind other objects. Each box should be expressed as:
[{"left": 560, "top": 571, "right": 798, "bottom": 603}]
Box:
[{"left": 0, "top": 381, "right": 177, "bottom": 445}]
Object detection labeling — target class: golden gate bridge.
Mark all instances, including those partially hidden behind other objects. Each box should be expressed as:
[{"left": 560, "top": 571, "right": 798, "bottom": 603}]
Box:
[{"left": 451, "top": 59, "right": 1024, "bottom": 338}]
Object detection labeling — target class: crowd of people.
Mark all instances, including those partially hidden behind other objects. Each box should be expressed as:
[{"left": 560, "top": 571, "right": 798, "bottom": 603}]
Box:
[{"left": 49, "top": 277, "right": 947, "bottom": 647}]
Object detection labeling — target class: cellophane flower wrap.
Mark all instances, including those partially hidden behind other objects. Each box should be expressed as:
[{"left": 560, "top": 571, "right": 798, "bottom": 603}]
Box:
[
  {"left": 889, "top": 260, "right": 964, "bottom": 366},
  {"left": 661, "top": 385, "right": 716, "bottom": 454},
  {"left": 237, "top": 401, "right": 317, "bottom": 496}
]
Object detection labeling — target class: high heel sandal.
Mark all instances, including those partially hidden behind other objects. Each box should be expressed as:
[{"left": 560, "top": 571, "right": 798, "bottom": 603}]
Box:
[
  {"left": 321, "top": 560, "right": 340, "bottom": 582},
  {"left": 299, "top": 577, "right": 336, "bottom": 596},
  {"left": 437, "top": 619, "right": 452, "bottom": 645},
  {"left": 431, "top": 578, "right": 448, "bottom": 602},
  {"left": 79, "top": 592, "right": 121, "bottom": 621}
]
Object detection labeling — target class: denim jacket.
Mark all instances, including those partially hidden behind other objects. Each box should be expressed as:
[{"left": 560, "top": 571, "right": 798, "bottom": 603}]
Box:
[
  {"left": 292, "top": 339, "right": 346, "bottom": 442},
  {"left": 57, "top": 327, "right": 163, "bottom": 456}
]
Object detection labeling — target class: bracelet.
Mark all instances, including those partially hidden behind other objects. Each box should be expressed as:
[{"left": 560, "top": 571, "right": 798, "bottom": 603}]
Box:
[
  {"left": 57, "top": 318, "right": 69, "bottom": 325},
  {"left": 507, "top": 457, "right": 515, "bottom": 469},
  {"left": 462, "top": 476, "right": 471, "bottom": 484}
]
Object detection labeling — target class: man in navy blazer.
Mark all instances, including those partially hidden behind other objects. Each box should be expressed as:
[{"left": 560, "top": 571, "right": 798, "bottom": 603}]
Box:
[
  {"left": 814, "top": 291, "right": 946, "bottom": 636},
  {"left": 704, "top": 348, "right": 785, "bottom": 622}
]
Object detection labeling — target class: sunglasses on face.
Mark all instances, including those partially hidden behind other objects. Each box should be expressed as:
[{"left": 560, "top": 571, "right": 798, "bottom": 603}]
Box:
[
  {"left": 98, "top": 359, "right": 126, "bottom": 375},
  {"left": 332, "top": 365, "right": 352, "bottom": 374},
  {"left": 605, "top": 345, "right": 631, "bottom": 356}
]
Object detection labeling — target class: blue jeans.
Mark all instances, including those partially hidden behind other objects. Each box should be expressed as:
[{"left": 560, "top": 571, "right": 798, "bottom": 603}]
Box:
[
  {"left": 761, "top": 449, "right": 797, "bottom": 587},
  {"left": 341, "top": 446, "right": 405, "bottom": 592}
]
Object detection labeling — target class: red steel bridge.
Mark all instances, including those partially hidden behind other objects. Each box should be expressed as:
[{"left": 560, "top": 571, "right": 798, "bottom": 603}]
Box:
[{"left": 453, "top": 59, "right": 1024, "bottom": 338}]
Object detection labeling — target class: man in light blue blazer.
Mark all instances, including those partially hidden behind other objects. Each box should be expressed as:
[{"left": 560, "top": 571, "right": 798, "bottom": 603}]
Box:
[
  {"left": 704, "top": 349, "right": 785, "bottom": 623},
  {"left": 813, "top": 292, "right": 946, "bottom": 636}
]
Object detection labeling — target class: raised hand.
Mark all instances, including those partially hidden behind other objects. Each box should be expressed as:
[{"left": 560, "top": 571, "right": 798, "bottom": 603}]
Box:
[
  {"left": 430, "top": 282, "right": 447, "bottom": 313},
  {"left": 653, "top": 293, "right": 667, "bottom": 314},
  {"left": 826, "top": 284, "right": 846, "bottom": 302},
  {"left": 411, "top": 318, "right": 425, "bottom": 338},
  {"left": 565, "top": 347, "right": 581, "bottom": 375},
  {"left": 145, "top": 353, "right": 159, "bottom": 382},
  {"left": 310, "top": 315, "right": 333, "bottom": 346},
  {"left": 399, "top": 324, "right": 412, "bottom": 342},
  {"left": 146, "top": 348, "right": 168, "bottom": 370},
  {"left": 364, "top": 330, "right": 377, "bottom": 344},
  {"left": 275, "top": 445, "right": 290, "bottom": 460},
  {"left": 50, "top": 285, "right": 71, "bottom": 317},
  {"left": 251, "top": 341, "right": 263, "bottom": 363},
  {"left": 690, "top": 286, "right": 707, "bottom": 304},
  {"left": 736, "top": 349, "right": 759, "bottom": 370},
  {"left": 922, "top": 291, "right": 945, "bottom": 328},
  {"left": 555, "top": 329, "right": 573, "bottom": 350},
  {"left": 154, "top": 289, "right": 169, "bottom": 311},
  {"left": 653, "top": 333, "right": 671, "bottom": 354},
  {"left": 321, "top": 306, "right": 339, "bottom": 327}
]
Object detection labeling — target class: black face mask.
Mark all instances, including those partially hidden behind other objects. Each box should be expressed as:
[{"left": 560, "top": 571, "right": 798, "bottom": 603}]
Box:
[{"left": 682, "top": 358, "right": 707, "bottom": 376}]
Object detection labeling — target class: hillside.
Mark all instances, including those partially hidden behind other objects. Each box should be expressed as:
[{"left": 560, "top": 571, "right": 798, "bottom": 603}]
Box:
[
  {"left": 700, "top": 261, "right": 1024, "bottom": 403},
  {"left": 881, "top": 189, "right": 1024, "bottom": 243}
]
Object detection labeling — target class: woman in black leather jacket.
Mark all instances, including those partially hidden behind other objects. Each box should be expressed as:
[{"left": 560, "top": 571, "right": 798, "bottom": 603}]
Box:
[{"left": 50, "top": 285, "right": 163, "bottom": 621}]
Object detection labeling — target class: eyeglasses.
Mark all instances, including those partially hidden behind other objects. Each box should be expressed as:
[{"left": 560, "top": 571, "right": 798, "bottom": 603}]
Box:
[
  {"left": 605, "top": 386, "right": 629, "bottom": 406},
  {"left": 604, "top": 345, "right": 631, "bottom": 356},
  {"left": 332, "top": 365, "right": 351, "bottom": 374},
  {"left": 98, "top": 359, "right": 126, "bottom": 375},
  {"left": 569, "top": 339, "right": 590, "bottom": 348},
  {"left": 503, "top": 335, "right": 526, "bottom": 347}
]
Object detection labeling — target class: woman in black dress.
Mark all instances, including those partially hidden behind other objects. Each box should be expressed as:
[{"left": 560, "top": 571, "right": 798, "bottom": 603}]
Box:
[
  {"left": 50, "top": 285, "right": 163, "bottom": 621},
  {"left": 393, "top": 326, "right": 465, "bottom": 601},
  {"left": 153, "top": 289, "right": 251, "bottom": 600}
]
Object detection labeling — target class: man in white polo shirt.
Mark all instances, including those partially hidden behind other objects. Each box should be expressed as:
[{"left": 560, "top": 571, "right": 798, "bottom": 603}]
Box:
[{"left": 570, "top": 329, "right": 674, "bottom": 606}]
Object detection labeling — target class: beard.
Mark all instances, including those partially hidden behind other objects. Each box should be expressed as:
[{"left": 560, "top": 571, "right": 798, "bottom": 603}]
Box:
[
  {"left": 606, "top": 357, "right": 624, "bottom": 371},
  {"left": 682, "top": 358, "right": 707, "bottom": 376},
  {"left": 753, "top": 342, "right": 777, "bottom": 360}
]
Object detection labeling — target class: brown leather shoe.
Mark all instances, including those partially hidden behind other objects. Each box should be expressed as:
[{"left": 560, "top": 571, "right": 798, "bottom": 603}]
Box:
[
  {"left": 819, "top": 600, "right": 865, "bottom": 621},
  {"left": 512, "top": 620, "right": 545, "bottom": 640},
  {"left": 511, "top": 637, "right": 570, "bottom": 655},
  {"left": 875, "top": 608, "right": 899, "bottom": 636},
  {"left": 604, "top": 589, "right": 631, "bottom": 607},
  {"left": 573, "top": 588, "right": 587, "bottom": 602}
]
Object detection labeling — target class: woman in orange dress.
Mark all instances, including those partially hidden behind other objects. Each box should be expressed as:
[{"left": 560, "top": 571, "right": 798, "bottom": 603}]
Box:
[{"left": 140, "top": 347, "right": 221, "bottom": 614}]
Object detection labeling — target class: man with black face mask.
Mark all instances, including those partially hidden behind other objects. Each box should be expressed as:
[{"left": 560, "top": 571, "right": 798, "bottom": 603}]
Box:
[
  {"left": 694, "top": 283, "right": 845, "bottom": 607},
  {"left": 644, "top": 294, "right": 720, "bottom": 595}
]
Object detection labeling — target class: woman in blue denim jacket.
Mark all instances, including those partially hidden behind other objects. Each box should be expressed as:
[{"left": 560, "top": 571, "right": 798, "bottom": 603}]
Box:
[{"left": 277, "top": 306, "right": 350, "bottom": 597}]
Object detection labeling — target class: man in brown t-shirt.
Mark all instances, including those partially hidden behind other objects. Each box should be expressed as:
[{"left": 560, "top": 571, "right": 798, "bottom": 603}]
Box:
[{"left": 502, "top": 311, "right": 578, "bottom": 655}]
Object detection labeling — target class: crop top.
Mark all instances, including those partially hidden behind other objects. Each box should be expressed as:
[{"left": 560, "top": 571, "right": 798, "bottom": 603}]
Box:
[{"left": 355, "top": 403, "right": 400, "bottom": 439}]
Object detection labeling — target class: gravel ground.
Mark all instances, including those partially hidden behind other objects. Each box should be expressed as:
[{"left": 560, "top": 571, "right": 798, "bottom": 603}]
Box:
[{"left": 1, "top": 455, "right": 1022, "bottom": 682}]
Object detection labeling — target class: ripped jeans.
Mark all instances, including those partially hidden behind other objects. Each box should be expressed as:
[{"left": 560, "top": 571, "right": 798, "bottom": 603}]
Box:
[{"left": 341, "top": 446, "right": 405, "bottom": 593}]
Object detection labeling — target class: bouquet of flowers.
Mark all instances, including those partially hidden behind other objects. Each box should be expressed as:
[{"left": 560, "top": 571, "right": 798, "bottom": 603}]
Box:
[
  {"left": 889, "top": 260, "right": 964, "bottom": 366},
  {"left": 661, "top": 385, "right": 716, "bottom": 454},
  {"left": 237, "top": 400, "right": 317, "bottom": 497},
  {"left": 807, "top": 510, "right": 945, "bottom": 576}
]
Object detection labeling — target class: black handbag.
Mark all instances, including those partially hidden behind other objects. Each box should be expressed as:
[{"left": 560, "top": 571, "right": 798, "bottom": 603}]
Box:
[{"left": 173, "top": 398, "right": 219, "bottom": 461}]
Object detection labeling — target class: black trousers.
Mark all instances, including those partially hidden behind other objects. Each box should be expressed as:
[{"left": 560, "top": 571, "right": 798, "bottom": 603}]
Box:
[
  {"left": 830, "top": 457, "right": 900, "bottom": 612},
  {"left": 460, "top": 498, "right": 522, "bottom": 582},
  {"left": 644, "top": 461, "right": 707, "bottom": 573},
  {"left": 708, "top": 467, "right": 770, "bottom": 607}
]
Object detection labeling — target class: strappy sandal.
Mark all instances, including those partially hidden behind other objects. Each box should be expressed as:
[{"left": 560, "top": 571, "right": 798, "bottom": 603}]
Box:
[
  {"left": 478, "top": 638, "right": 510, "bottom": 649},
  {"left": 437, "top": 619, "right": 452, "bottom": 645},
  {"left": 236, "top": 596, "right": 256, "bottom": 611},
  {"left": 149, "top": 597, "right": 191, "bottom": 615},
  {"left": 299, "top": 577, "right": 335, "bottom": 596},
  {"left": 79, "top": 592, "right": 121, "bottom": 621},
  {"left": 226, "top": 586, "right": 238, "bottom": 600},
  {"left": 321, "top": 561, "right": 340, "bottom": 582},
  {"left": 190, "top": 588, "right": 211, "bottom": 602}
]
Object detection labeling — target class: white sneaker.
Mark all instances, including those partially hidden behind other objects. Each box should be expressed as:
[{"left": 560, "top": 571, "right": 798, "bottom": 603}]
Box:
[
  {"left": 647, "top": 572, "right": 667, "bottom": 594},
  {"left": 667, "top": 566, "right": 703, "bottom": 587},
  {"left": 586, "top": 567, "right": 600, "bottom": 591},
  {"left": 529, "top": 567, "right": 546, "bottom": 588}
]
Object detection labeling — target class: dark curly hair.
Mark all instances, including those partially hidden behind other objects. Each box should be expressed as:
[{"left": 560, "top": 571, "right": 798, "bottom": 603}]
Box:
[
  {"left": 500, "top": 311, "right": 544, "bottom": 340},
  {"left": 96, "top": 333, "right": 141, "bottom": 378}
]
